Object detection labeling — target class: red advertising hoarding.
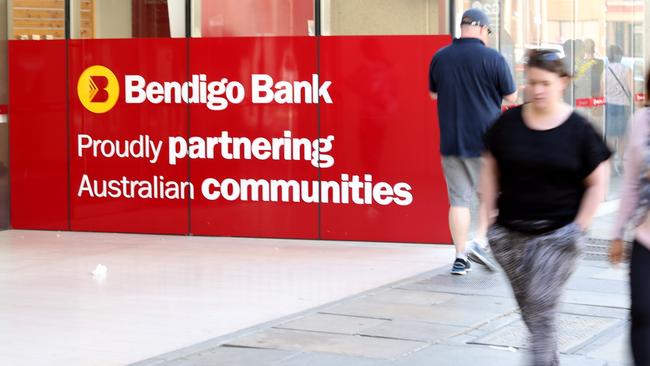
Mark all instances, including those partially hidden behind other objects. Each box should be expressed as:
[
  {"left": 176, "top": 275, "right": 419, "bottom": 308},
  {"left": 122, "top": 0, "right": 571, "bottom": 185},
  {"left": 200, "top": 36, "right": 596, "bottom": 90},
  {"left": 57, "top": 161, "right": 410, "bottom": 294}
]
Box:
[
  {"left": 68, "top": 38, "right": 189, "bottom": 234},
  {"left": 319, "top": 36, "right": 450, "bottom": 243},
  {"left": 9, "top": 36, "right": 452, "bottom": 244},
  {"left": 9, "top": 40, "right": 68, "bottom": 230}
]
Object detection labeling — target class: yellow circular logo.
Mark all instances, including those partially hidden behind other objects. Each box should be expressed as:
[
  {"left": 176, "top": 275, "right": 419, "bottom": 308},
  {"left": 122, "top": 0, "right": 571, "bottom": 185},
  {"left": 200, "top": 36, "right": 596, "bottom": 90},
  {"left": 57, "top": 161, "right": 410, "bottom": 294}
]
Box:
[{"left": 77, "top": 65, "right": 119, "bottom": 114}]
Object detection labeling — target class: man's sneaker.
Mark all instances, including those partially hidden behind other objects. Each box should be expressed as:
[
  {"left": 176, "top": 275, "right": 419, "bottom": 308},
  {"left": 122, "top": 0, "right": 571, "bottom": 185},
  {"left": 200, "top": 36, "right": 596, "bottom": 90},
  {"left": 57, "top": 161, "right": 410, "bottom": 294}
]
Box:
[
  {"left": 467, "top": 240, "right": 499, "bottom": 272},
  {"left": 451, "top": 258, "right": 471, "bottom": 275}
]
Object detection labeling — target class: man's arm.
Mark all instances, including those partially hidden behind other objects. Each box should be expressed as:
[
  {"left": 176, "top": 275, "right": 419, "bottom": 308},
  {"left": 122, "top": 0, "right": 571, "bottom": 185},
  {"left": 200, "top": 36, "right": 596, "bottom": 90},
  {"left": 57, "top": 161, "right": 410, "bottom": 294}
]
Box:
[
  {"left": 496, "top": 56, "right": 518, "bottom": 104},
  {"left": 428, "top": 55, "right": 438, "bottom": 100}
]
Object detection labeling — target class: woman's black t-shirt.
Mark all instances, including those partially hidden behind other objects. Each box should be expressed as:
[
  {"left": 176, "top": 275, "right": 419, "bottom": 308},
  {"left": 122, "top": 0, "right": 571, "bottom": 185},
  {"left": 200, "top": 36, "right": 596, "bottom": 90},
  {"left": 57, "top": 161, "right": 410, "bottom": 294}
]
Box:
[{"left": 484, "top": 106, "right": 612, "bottom": 232}]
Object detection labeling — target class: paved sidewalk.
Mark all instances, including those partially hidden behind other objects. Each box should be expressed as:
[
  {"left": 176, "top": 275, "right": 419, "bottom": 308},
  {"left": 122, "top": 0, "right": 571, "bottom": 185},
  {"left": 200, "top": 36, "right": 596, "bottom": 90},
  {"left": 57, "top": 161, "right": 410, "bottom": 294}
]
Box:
[{"left": 134, "top": 253, "right": 632, "bottom": 366}]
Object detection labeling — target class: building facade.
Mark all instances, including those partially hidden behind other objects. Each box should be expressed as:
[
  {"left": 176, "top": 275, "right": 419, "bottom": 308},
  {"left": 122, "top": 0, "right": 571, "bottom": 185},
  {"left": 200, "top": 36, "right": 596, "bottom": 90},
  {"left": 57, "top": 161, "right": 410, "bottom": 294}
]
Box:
[{"left": 0, "top": 0, "right": 647, "bottom": 240}]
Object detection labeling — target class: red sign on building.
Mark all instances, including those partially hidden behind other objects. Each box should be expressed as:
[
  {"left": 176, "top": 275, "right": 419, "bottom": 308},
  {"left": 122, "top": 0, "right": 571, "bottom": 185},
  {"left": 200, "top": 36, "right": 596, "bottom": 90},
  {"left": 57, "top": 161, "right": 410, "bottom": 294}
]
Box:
[{"left": 9, "top": 36, "right": 452, "bottom": 244}]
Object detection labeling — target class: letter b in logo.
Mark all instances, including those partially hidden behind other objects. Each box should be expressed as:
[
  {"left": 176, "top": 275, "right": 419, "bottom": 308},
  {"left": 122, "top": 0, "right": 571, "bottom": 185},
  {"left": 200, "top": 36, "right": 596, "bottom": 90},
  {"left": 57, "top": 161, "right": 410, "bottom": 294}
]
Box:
[
  {"left": 77, "top": 65, "right": 119, "bottom": 114},
  {"left": 90, "top": 76, "right": 109, "bottom": 103}
]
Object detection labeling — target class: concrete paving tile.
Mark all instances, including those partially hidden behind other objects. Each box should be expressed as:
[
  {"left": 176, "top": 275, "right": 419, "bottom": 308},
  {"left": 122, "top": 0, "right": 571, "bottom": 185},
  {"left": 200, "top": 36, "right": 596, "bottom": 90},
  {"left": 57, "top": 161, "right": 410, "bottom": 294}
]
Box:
[
  {"left": 438, "top": 294, "right": 518, "bottom": 313},
  {"left": 324, "top": 298, "right": 511, "bottom": 327},
  {"left": 584, "top": 328, "right": 634, "bottom": 365},
  {"left": 275, "top": 351, "right": 390, "bottom": 366},
  {"left": 563, "top": 290, "right": 630, "bottom": 309},
  {"left": 275, "top": 313, "right": 388, "bottom": 335},
  {"left": 390, "top": 344, "right": 606, "bottom": 366},
  {"left": 226, "top": 328, "right": 428, "bottom": 360},
  {"left": 565, "top": 277, "right": 629, "bottom": 295},
  {"left": 389, "top": 343, "right": 525, "bottom": 366},
  {"left": 559, "top": 303, "right": 630, "bottom": 320},
  {"left": 578, "top": 260, "right": 612, "bottom": 269},
  {"left": 572, "top": 264, "right": 610, "bottom": 279},
  {"left": 362, "top": 288, "right": 456, "bottom": 305},
  {"left": 559, "top": 356, "right": 608, "bottom": 366},
  {"left": 590, "top": 267, "right": 628, "bottom": 282},
  {"left": 444, "top": 312, "right": 525, "bottom": 347},
  {"left": 360, "top": 320, "right": 468, "bottom": 342},
  {"left": 158, "top": 346, "right": 298, "bottom": 366}
]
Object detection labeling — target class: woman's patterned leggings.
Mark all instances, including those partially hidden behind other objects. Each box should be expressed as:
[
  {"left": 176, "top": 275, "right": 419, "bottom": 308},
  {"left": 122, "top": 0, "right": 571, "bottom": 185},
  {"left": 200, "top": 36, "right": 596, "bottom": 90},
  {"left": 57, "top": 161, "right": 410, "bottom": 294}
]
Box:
[{"left": 487, "top": 222, "right": 584, "bottom": 366}]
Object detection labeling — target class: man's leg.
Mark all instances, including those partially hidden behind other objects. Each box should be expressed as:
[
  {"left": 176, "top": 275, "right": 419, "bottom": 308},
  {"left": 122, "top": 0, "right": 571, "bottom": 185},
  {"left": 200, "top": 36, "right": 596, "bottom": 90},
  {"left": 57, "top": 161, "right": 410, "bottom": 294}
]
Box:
[
  {"left": 465, "top": 157, "right": 498, "bottom": 271},
  {"left": 476, "top": 200, "right": 489, "bottom": 241},
  {"left": 466, "top": 187, "right": 498, "bottom": 271},
  {"left": 441, "top": 156, "right": 473, "bottom": 275},
  {"left": 449, "top": 206, "right": 471, "bottom": 254}
]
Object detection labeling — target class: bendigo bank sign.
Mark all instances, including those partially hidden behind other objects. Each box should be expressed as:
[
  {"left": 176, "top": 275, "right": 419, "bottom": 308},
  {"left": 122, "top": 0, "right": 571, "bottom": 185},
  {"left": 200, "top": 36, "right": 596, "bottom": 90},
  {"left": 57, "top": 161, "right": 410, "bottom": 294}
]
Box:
[
  {"left": 79, "top": 66, "right": 334, "bottom": 114},
  {"left": 10, "top": 36, "right": 451, "bottom": 243},
  {"left": 75, "top": 66, "right": 413, "bottom": 206}
]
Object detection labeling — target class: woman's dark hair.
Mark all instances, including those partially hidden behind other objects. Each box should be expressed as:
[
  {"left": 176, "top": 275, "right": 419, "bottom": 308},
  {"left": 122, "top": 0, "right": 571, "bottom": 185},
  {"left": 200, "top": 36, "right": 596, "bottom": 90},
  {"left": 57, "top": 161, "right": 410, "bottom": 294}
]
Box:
[
  {"left": 526, "top": 49, "right": 571, "bottom": 78},
  {"left": 607, "top": 45, "right": 624, "bottom": 63}
]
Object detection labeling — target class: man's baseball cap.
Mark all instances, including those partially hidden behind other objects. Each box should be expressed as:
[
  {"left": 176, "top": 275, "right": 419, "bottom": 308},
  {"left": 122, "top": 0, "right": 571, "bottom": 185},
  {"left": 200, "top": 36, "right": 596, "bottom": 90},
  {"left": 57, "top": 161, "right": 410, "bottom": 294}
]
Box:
[{"left": 460, "top": 8, "right": 491, "bottom": 33}]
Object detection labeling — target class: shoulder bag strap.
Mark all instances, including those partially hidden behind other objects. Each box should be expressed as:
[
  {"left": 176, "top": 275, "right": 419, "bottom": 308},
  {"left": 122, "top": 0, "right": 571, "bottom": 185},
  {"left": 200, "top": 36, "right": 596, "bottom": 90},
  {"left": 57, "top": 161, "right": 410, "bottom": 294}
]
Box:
[{"left": 608, "top": 65, "right": 631, "bottom": 99}]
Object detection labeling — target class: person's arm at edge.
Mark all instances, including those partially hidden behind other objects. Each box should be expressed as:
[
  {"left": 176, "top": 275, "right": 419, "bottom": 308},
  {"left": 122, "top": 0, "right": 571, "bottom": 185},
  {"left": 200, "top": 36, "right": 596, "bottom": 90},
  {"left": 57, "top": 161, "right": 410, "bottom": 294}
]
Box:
[
  {"left": 479, "top": 152, "right": 499, "bottom": 227},
  {"left": 503, "top": 90, "right": 518, "bottom": 104},
  {"left": 428, "top": 54, "right": 438, "bottom": 101},
  {"left": 610, "top": 112, "right": 642, "bottom": 263}
]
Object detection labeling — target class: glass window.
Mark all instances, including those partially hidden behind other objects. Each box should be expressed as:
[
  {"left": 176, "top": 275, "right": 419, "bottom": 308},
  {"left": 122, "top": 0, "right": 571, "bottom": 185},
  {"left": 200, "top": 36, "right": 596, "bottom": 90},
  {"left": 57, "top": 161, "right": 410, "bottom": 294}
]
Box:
[
  {"left": 455, "top": 0, "right": 649, "bottom": 201},
  {"left": 191, "top": 0, "right": 314, "bottom": 37},
  {"left": 0, "top": 0, "right": 8, "bottom": 229},
  {"left": 603, "top": 0, "right": 646, "bottom": 198},
  {"left": 321, "top": 0, "right": 447, "bottom": 35},
  {"left": 70, "top": 0, "right": 187, "bottom": 39}
]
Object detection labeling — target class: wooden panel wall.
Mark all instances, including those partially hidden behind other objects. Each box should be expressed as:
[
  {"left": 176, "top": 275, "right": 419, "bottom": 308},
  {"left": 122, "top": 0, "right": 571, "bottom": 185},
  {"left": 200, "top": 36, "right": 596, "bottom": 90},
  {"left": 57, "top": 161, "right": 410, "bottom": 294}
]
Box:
[{"left": 12, "top": 0, "right": 94, "bottom": 39}]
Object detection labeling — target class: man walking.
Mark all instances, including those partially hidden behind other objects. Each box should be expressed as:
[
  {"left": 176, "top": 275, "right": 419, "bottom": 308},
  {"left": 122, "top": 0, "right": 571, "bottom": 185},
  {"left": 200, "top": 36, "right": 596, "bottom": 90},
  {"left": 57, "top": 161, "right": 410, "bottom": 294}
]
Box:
[{"left": 429, "top": 8, "right": 517, "bottom": 275}]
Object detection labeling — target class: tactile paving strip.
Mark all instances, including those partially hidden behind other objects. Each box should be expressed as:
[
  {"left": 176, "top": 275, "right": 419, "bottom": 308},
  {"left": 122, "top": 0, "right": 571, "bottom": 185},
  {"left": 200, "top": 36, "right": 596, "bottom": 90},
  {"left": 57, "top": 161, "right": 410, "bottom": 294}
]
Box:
[
  {"left": 469, "top": 313, "right": 620, "bottom": 353},
  {"left": 413, "top": 273, "right": 504, "bottom": 289}
]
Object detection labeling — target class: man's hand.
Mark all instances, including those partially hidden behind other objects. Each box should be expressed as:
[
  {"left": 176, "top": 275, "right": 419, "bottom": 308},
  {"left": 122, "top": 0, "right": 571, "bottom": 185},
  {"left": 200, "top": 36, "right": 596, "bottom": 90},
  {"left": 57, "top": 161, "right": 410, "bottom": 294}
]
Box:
[
  {"left": 609, "top": 238, "right": 625, "bottom": 264},
  {"left": 503, "top": 90, "right": 518, "bottom": 103}
]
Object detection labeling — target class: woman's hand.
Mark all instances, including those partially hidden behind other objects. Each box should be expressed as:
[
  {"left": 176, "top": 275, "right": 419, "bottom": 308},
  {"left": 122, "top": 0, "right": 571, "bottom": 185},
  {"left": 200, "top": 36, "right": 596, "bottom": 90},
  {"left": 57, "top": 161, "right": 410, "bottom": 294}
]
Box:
[
  {"left": 574, "top": 220, "right": 588, "bottom": 233},
  {"left": 609, "top": 238, "right": 625, "bottom": 264}
]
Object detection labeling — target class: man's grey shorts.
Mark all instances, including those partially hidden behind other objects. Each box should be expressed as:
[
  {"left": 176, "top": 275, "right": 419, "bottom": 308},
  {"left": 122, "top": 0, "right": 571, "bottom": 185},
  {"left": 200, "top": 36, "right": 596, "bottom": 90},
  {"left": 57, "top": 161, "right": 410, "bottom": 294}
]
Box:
[{"left": 441, "top": 156, "right": 482, "bottom": 208}]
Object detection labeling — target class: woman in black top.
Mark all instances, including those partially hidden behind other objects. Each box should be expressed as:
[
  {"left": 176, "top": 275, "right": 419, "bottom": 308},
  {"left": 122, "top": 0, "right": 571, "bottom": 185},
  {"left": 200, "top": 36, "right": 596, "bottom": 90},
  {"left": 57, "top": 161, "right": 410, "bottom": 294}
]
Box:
[{"left": 481, "top": 50, "right": 611, "bottom": 365}]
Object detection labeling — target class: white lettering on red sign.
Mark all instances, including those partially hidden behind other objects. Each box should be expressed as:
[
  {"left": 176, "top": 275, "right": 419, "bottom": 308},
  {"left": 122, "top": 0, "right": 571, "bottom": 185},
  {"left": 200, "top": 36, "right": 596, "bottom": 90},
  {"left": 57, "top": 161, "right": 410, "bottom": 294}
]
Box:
[
  {"left": 76, "top": 132, "right": 414, "bottom": 207},
  {"left": 124, "top": 74, "right": 332, "bottom": 110}
]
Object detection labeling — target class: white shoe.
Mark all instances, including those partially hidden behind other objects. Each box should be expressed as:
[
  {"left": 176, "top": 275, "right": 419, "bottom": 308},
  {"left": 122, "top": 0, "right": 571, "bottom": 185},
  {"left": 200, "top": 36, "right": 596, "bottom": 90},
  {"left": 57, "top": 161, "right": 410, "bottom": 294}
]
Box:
[{"left": 466, "top": 240, "right": 498, "bottom": 272}]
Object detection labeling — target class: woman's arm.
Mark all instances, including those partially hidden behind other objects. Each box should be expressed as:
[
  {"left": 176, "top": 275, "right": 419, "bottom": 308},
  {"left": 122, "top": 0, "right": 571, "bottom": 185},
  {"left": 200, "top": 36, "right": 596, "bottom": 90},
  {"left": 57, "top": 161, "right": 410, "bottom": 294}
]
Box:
[
  {"left": 479, "top": 152, "right": 500, "bottom": 226},
  {"left": 612, "top": 113, "right": 644, "bottom": 238},
  {"left": 610, "top": 112, "right": 644, "bottom": 262},
  {"left": 575, "top": 161, "right": 610, "bottom": 231}
]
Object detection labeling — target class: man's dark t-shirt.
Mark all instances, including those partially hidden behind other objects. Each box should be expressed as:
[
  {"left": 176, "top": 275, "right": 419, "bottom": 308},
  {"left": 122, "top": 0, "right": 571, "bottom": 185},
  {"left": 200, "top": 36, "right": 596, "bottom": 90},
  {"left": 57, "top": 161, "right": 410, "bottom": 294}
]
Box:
[
  {"left": 484, "top": 106, "right": 612, "bottom": 233},
  {"left": 429, "top": 38, "right": 516, "bottom": 157}
]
